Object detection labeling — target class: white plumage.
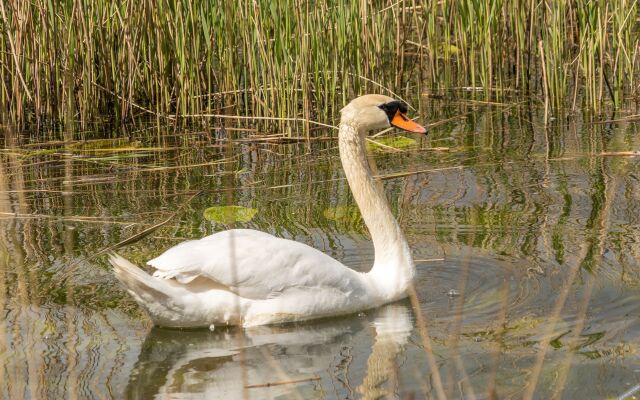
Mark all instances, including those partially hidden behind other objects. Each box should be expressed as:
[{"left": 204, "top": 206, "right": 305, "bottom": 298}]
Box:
[{"left": 110, "top": 94, "right": 427, "bottom": 327}]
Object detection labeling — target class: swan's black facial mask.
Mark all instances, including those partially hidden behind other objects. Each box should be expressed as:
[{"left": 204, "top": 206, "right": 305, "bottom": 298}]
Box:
[
  {"left": 378, "top": 101, "right": 407, "bottom": 122},
  {"left": 378, "top": 101, "right": 426, "bottom": 134}
]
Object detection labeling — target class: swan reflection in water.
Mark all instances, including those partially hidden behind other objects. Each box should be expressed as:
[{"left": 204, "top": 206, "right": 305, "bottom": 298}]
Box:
[{"left": 125, "top": 303, "right": 414, "bottom": 399}]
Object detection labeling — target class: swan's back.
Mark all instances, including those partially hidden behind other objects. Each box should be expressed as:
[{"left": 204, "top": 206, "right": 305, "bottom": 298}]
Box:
[{"left": 148, "top": 229, "right": 368, "bottom": 300}]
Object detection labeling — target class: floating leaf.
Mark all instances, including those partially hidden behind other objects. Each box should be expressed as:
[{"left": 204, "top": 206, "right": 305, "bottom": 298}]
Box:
[
  {"left": 66, "top": 139, "right": 142, "bottom": 150},
  {"left": 87, "top": 152, "right": 152, "bottom": 161},
  {"left": 367, "top": 135, "right": 417, "bottom": 151},
  {"left": 550, "top": 330, "right": 571, "bottom": 349},
  {"left": 203, "top": 205, "right": 257, "bottom": 224},
  {"left": 576, "top": 331, "right": 605, "bottom": 349},
  {"left": 578, "top": 350, "right": 603, "bottom": 360},
  {"left": 19, "top": 148, "right": 60, "bottom": 158}
]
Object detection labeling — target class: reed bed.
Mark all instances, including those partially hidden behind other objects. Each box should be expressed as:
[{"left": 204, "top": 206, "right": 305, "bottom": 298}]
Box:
[{"left": 0, "top": 0, "right": 638, "bottom": 128}]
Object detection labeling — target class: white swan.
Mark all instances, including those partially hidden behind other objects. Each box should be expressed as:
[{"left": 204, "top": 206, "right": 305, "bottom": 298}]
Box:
[{"left": 110, "top": 94, "right": 427, "bottom": 327}]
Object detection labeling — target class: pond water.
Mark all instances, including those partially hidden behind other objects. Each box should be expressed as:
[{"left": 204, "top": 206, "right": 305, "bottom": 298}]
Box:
[{"left": 1, "top": 101, "right": 639, "bottom": 399}]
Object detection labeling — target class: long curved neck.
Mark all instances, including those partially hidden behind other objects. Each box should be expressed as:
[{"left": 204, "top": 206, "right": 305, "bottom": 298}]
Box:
[{"left": 338, "top": 121, "right": 414, "bottom": 298}]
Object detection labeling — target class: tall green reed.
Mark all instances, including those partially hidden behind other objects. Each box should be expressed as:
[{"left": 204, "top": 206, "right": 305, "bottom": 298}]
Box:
[{"left": 0, "top": 0, "right": 638, "bottom": 130}]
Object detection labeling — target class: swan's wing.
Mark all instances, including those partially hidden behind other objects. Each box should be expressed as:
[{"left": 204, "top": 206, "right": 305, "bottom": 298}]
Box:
[{"left": 147, "top": 229, "right": 362, "bottom": 299}]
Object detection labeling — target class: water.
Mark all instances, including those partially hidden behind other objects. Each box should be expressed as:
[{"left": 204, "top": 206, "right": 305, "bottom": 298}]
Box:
[{"left": 1, "top": 103, "right": 639, "bottom": 399}]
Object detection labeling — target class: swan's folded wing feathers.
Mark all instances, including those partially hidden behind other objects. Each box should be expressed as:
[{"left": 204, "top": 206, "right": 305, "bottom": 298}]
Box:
[
  {"left": 148, "top": 239, "right": 207, "bottom": 283},
  {"left": 145, "top": 229, "right": 364, "bottom": 300}
]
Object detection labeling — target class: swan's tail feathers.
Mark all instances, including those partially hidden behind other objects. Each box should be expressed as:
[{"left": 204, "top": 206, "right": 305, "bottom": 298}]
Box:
[{"left": 109, "top": 252, "right": 184, "bottom": 325}]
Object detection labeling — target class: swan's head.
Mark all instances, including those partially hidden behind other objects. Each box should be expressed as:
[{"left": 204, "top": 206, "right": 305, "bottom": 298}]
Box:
[{"left": 340, "top": 94, "right": 427, "bottom": 134}]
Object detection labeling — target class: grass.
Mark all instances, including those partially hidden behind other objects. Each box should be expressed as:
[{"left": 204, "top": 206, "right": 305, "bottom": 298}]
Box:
[{"left": 0, "top": 0, "right": 638, "bottom": 129}]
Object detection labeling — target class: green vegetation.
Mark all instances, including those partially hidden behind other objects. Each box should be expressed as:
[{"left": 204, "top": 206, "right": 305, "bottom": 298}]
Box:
[
  {"left": 203, "top": 205, "right": 258, "bottom": 224},
  {"left": 0, "top": 0, "right": 638, "bottom": 127}
]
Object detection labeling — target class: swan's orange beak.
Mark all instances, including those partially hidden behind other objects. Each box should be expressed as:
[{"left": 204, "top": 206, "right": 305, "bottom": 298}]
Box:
[{"left": 390, "top": 110, "right": 427, "bottom": 134}]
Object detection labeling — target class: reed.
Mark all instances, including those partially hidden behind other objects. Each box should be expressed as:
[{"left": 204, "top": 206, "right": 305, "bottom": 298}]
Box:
[{"left": 0, "top": 0, "right": 638, "bottom": 129}]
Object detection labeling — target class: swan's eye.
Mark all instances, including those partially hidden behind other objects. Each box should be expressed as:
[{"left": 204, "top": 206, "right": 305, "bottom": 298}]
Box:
[{"left": 379, "top": 101, "right": 403, "bottom": 122}]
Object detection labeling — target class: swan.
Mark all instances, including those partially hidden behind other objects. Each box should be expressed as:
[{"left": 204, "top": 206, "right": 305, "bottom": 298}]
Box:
[{"left": 110, "top": 94, "right": 427, "bottom": 328}]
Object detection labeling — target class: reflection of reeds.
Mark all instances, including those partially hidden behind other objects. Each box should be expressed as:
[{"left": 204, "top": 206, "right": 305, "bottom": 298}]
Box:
[
  {"left": 4, "top": 130, "right": 45, "bottom": 400},
  {"left": 407, "top": 284, "right": 447, "bottom": 400},
  {"left": 523, "top": 148, "right": 618, "bottom": 399},
  {"left": 1, "top": 1, "right": 638, "bottom": 126},
  {"left": 63, "top": 126, "right": 81, "bottom": 400},
  {"left": 0, "top": 154, "right": 11, "bottom": 399},
  {"left": 445, "top": 252, "right": 477, "bottom": 400}
]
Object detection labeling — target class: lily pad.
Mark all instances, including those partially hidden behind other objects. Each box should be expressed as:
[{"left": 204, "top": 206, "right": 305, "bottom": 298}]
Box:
[
  {"left": 203, "top": 205, "right": 257, "bottom": 224},
  {"left": 66, "top": 139, "right": 142, "bottom": 150},
  {"left": 367, "top": 135, "right": 417, "bottom": 151},
  {"left": 19, "top": 148, "right": 60, "bottom": 158},
  {"left": 87, "top": 152, "right": 152, "bottom": 161}
]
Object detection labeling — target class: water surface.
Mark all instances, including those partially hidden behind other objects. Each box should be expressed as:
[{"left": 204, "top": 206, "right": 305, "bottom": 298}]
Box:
[{"left": 1, "top": 103, "right": 639, "bottom": 399}]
